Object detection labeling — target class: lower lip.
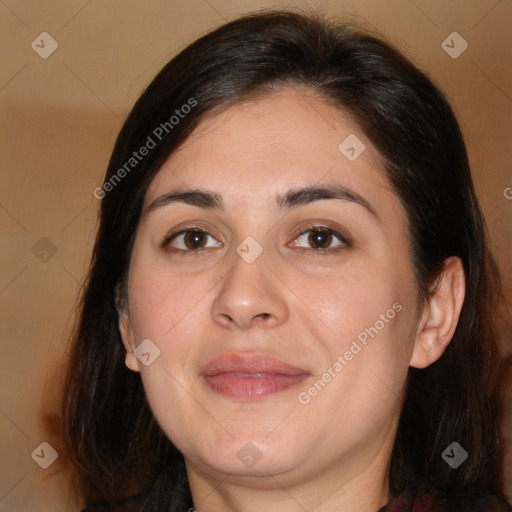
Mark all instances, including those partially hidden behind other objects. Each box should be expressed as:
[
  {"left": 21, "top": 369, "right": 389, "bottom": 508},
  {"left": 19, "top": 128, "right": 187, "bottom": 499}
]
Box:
[{"left": 203, "top": 372, "right": 310, "bottom": 399}]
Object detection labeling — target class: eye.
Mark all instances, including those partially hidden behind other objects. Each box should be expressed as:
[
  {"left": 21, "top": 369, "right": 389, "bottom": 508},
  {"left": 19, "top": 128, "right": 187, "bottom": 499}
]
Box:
[
  {"left": 162, "top": 225, "right": 349, "bottom": 256},
  {"left": 290, "top": 226, "right": 349, "bottom": 255},
  {"left": 163, "top": 228, "right": 222, "bottom": 253}
]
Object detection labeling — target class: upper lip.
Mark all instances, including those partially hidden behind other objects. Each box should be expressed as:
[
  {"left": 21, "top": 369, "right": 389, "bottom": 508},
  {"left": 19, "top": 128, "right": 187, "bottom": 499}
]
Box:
[{"left": 201, "top": 353, "right": 309, "bottom": 376}]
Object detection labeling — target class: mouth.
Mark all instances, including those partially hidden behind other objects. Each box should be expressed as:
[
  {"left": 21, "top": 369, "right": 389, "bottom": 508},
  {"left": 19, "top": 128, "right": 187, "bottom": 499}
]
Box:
[{"left": 200, "top": 353, "right": 310, "bottom": 400}]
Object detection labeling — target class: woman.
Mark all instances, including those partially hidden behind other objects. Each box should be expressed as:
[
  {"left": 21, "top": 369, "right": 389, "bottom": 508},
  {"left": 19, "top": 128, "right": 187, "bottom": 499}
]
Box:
[{"left": 63, "top": 10, "right": 511, "bottom": 512}]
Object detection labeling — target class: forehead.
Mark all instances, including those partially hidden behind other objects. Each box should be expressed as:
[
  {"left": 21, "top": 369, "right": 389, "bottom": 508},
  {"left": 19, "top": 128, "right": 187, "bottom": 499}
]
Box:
[{"left": 144, "top": 87, "right": 398, "bottom": 217}]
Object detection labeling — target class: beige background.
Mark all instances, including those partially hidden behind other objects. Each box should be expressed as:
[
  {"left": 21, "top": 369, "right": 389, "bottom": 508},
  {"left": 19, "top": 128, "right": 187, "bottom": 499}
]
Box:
[{"left": 0, "top": 0, "right": 511, "bottom": 510}]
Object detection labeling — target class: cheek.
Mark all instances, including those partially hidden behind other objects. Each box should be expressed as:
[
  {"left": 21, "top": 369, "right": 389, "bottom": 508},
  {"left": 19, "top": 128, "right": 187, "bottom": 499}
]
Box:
[
  {"left": 127, "top": 264, "right": 210, "bottom": 342},
  {"left": 306, "top": 262, "right": 418, "bottom": 407},
  {"left": 309, "top": 268, "right": 406, "bottom": 348},
  {"left": 137, "top": 365, "right": 193, "bottom": 454},
  {"left": 313, "top": 302, "right": 413, "bottom": 416}
]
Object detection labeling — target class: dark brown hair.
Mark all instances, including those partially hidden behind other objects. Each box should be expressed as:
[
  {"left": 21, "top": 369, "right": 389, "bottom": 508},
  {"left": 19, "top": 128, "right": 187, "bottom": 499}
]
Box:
[{"left": 63, "top": 9, "right": 508, "bottom": 508}]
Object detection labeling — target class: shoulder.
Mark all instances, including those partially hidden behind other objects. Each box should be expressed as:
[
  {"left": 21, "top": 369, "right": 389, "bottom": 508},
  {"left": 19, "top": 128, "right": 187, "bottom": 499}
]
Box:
[
  {"left": 381, "top": 488, "right": 512, "bottom": 512},
  {"left": 437, "top": 490, "right": 512, "bottom": 512}
]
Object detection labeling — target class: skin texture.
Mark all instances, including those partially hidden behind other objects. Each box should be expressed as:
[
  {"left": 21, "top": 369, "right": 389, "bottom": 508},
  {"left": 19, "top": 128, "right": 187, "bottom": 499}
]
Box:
[{"left": 119, "top": 87, "right": 465, "bottom": 512}]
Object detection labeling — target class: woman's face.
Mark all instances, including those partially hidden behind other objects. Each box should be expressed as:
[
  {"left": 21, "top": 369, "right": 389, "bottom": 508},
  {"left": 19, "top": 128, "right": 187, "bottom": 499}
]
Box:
[{"left": 120, "top": 87, "right": 423, "bottom": 493}]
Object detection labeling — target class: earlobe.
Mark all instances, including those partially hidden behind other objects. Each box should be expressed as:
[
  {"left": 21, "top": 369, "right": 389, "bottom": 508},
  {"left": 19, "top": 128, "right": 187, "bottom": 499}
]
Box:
[
  {"left": 410, "top": 256, "right": 466, "bottom": 369},
  {"left": 118, "top": 312, "right": 141, "bottom": 373}
]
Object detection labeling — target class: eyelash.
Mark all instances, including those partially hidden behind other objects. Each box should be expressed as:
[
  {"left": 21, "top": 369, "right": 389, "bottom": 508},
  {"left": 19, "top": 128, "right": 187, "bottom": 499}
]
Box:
[{"left": 161, "top": 224, "right": 350, "bottom": 258}]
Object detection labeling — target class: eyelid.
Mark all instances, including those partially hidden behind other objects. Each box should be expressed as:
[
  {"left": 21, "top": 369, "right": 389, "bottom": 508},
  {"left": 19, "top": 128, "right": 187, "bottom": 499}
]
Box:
[
  {"left": 161, "top": 223, "right": 351, "bottom": 255},
  {"left": 160, "top": 226, "right": 220, "bottom": 251},
  {"left": 288, "top": 223, "right": 351, "bottom": 255}
]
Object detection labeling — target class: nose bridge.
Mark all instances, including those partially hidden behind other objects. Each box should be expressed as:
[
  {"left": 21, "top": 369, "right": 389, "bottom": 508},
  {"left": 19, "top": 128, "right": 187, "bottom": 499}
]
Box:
[
  {"left": 223, "top": 222, "right": 270, "bottom": 288},
  {"left": 211, "top": 238, "right": 288, "bottom": 329}
]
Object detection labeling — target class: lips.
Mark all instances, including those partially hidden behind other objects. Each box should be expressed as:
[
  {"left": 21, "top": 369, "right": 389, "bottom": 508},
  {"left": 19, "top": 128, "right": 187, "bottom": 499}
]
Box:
[{"left": 201, "top": 353, "right": 310, "bottom": 400}]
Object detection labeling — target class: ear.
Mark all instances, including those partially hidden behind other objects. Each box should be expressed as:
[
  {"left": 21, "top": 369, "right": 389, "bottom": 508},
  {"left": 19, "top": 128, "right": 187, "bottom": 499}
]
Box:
[
  {"left": 410, "top": 256, "right": 466, "bottom": 369},
  {"left": 117, "top": 302, "right": 141, "bottom": 373}
]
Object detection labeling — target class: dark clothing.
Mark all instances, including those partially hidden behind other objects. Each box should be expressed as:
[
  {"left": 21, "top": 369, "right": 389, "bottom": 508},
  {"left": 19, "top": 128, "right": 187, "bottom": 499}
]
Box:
[
  {"left": 83, "top": 486, "right": 512, "bottom": 512},
  {"left": 377, "top": 489, "right": 512, "bottom": 511}
]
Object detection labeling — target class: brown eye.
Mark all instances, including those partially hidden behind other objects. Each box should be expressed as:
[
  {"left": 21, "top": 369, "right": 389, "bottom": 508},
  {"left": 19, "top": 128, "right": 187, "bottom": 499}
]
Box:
[
  {"left": 182, "top": 230, "right": 208, "bottom": 250},
  {"left": 307, "top": 230, "right": 334, "bottom": 249},
  {"left": 294, "top": 227, "right": 348, "bottom": 252},
  {"left": 164, "top": 228, "right": 222, "bottom": 253}
]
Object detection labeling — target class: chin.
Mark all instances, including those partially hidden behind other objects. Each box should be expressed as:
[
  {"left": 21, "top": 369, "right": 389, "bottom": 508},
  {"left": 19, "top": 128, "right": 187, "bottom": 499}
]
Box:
[
  {"left": 195, "top": 451, "right": 299, "bottom": 480},
  {"left": 185, "top": 433, "right": 306, "bottom": 479}
]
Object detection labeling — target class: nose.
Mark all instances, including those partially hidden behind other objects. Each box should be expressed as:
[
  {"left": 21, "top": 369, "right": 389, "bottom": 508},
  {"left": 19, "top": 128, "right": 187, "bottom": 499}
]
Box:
[{"left": 211, "top": 249, "right": 289, "bottom": 330}]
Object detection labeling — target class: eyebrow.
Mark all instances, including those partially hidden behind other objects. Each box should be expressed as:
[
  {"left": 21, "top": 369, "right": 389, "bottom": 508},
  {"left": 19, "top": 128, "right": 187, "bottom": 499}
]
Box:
[{"left": 146, "top": 184, "right": 380, "bottom": 221}]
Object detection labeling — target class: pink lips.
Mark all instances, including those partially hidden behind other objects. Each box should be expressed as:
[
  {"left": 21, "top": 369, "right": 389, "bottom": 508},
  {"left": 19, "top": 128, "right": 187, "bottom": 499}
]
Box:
[{"left": 201, "top": 353, "right": 310, "bottom": 400}]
